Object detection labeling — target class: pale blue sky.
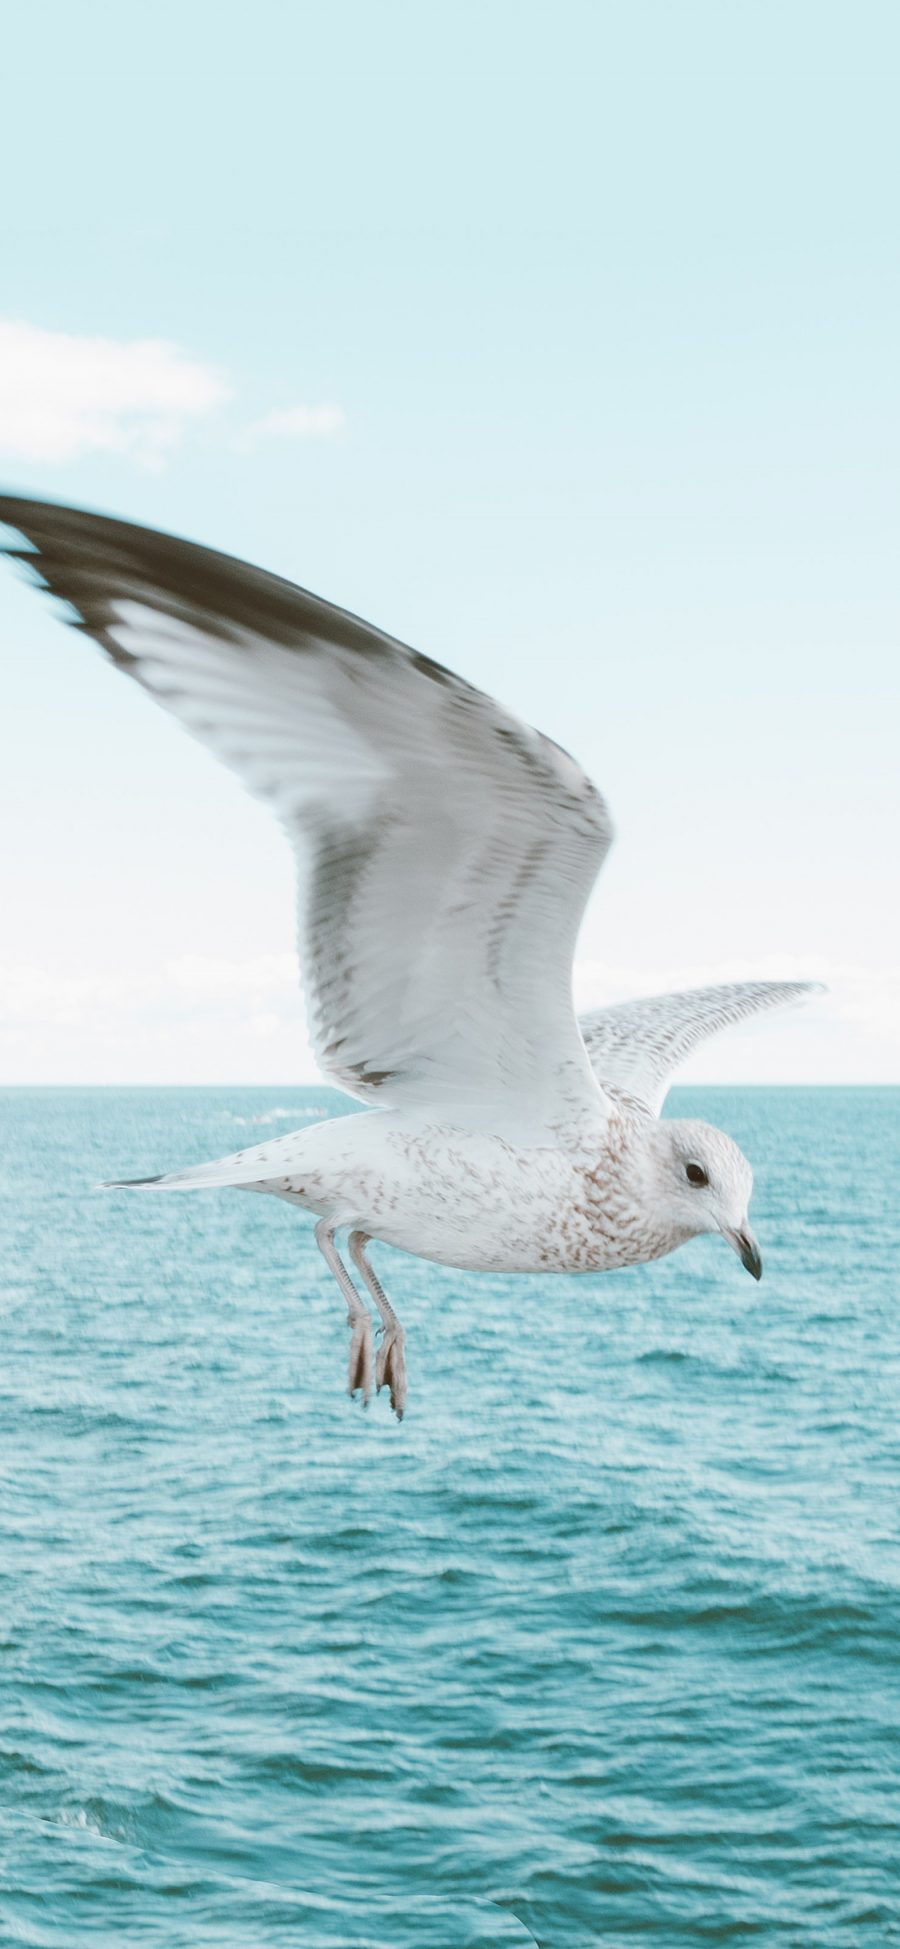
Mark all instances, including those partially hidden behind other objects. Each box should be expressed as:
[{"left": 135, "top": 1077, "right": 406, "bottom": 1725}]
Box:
[{"left": 0, "top": 0, "right": 897, "bottom": 1083}]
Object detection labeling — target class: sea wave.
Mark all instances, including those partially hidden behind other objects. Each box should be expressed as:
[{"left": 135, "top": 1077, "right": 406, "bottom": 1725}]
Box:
[{"left": 1, "top": 1083, "right": 897, "bottom": 1946}]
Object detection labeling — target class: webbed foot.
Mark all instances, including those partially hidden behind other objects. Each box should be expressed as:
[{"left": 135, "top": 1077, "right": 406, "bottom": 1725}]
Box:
[
  {"left": 376, "top": 1323, "right": 407, "bottom": 1420},
  {"left": 347, "top": 1311, "right": 375, "bottom": 1404}
]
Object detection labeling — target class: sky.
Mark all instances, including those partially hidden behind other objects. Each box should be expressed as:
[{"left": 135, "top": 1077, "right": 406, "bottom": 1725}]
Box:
[{"left": 0, "top": 0, "right": 897, "bottom": 1085}]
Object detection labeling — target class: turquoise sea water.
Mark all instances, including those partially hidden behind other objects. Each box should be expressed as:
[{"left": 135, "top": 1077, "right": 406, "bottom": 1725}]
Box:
[{"left": 0, "top": 1085, "right": 897, "bottom": 1947}]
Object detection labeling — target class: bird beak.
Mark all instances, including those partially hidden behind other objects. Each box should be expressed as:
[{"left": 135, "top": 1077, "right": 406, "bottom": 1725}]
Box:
[{"left": 723, "top": 1225, "right": 763, "bottom": 1281}]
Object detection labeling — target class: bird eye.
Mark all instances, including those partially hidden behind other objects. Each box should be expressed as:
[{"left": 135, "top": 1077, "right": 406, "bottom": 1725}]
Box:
[{"left": 685, "top": 1161, "right": 709, "bottom": 1187}]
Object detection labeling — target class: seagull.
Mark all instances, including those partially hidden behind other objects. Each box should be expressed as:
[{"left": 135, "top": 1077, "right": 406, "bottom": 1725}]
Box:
[{"left": 0, "top": 496, "right": 821, "bottom": 1417}]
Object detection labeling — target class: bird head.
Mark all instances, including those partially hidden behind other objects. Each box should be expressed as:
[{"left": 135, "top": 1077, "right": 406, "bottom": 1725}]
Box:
[{"left": 648, "top": 1117, "right": 762, "bottom": 1279}]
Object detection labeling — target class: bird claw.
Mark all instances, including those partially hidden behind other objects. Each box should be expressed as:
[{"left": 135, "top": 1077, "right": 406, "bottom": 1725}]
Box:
[
  {"left": 376, "top": 1324, "right": 407, "bottom": 1420},
  {"left": 347, "top": 1314, "right": 374, "bottom": 1404}
]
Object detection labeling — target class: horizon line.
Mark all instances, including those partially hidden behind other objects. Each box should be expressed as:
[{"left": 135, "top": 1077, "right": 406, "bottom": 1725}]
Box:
[{"left": 0, "top": 1079, "right": 896, "bottom": 1092}]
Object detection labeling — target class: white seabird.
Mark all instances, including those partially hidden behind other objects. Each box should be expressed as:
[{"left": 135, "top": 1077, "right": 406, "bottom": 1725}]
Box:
[{"left": 0, "top": 497, "right": 821, "bottom": 1417}]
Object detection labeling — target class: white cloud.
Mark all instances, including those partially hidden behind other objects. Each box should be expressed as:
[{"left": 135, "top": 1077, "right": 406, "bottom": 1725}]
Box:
[
  {"left": 0, "top": 953, "right": 320, "bottom": 1085},
  {"left": 0, "top": 318, "right": 231, "bottom": 468},
  {"left": 249, "top": 402, "right": 346, "bottom": 441}
]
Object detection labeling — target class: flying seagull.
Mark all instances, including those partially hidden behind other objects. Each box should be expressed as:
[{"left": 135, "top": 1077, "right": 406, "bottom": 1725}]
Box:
[{"left": 0, "top": 496, "right": 820, "bottom": 1417}]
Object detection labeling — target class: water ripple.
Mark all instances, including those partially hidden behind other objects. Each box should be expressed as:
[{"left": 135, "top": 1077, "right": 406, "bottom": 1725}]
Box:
[{"left": 0, "top": 1084, "right": 897, "bottom": 1946}]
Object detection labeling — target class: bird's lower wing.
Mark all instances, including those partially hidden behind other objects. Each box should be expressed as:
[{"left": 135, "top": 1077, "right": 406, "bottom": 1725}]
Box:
[{"left": 579, "top": 980, "right": 823, "bottom": 1113}]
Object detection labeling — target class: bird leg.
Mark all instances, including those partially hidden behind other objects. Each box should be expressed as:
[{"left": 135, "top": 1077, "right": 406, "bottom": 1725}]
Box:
[
  {"left": 349, "top": 1231, "right": 407, "bottom": 1420},
  {"left": 315, "top": 1219, "right": 374, "bottom": 1404}
]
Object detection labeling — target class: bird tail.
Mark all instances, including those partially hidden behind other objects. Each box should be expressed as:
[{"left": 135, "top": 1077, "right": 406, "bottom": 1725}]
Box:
[
  {"left": 101, "top": 1172, "right": 168, "bottom": 1190},
  {"left": 98, "top": 1126, "right": 316, "bottom": 1193},
  {"left": 99, "top": 1163, "right": 243, "bottom": 1191}
]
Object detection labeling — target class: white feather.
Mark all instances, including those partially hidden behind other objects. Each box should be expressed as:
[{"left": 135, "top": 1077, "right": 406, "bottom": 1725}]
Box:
[
  {"left": 1, "top": 498, "right": 613, "bottom": 1133},
  {"left": 579, "top": 980, "right": 823, "bottom": 1114}
]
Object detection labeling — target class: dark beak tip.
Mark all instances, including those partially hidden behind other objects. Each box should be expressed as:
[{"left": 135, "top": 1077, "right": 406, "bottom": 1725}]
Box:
[
  {"left": 739, "top": 1238, "right": 763, "bottom": 1281},
  {"left": 729, "top": 1228, "right": 763, "bottom": 1281}
]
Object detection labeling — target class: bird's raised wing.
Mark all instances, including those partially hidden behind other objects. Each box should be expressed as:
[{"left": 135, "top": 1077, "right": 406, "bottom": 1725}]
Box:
[
  {"left": 1, "top": 496, "right": 613, "bottom": 1127},
  {"left": 578, "top": 981, "right": 821, "bottom": 1115}
]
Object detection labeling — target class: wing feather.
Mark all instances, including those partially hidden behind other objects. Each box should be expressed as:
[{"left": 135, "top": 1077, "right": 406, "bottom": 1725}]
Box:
[
  {"left": 579, "top": 981, "right": 822, "bottom": 1114},
  {"left": 1, "top": 496, "right": 613, "bottom": 1125}
]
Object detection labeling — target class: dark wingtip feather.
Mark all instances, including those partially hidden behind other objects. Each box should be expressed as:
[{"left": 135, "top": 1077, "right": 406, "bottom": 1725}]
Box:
[{"left": 0, "top": 491, "right": 411, "bottom": 661}]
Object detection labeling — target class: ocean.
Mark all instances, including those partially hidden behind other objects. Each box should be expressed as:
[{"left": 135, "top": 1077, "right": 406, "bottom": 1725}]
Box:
[{"left": 0, "top": 1085, "right": 897, "bottom": 1947}]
